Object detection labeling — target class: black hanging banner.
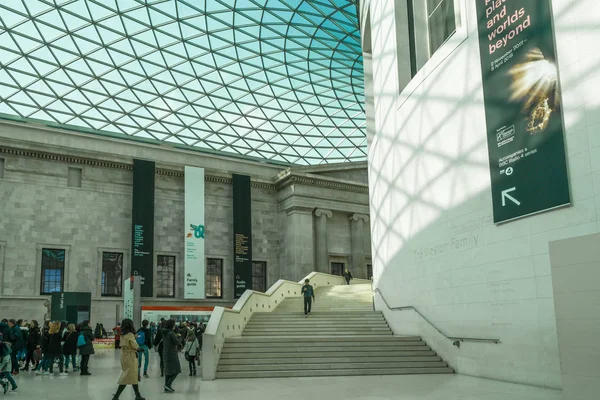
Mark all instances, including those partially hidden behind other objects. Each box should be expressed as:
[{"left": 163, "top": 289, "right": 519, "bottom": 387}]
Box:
[
  {"left": 131, "top": 159, "right": 155, "bottom": 297},
  {"left": 232, "top": 174, "right": 252, "bottom": 298},
  {"left": 476, "top": 0, "right": 570, "bottom": 224}
]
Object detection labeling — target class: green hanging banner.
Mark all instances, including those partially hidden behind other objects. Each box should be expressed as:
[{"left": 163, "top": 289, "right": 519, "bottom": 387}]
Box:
[
  {"left": 131, "top": 159, "right": 155, "bottom": 297},
  {"left": 476, "top": 0, "right": 570, "bottom": 224}
]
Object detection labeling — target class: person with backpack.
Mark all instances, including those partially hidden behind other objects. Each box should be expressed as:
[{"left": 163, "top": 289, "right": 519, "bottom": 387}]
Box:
[
  {"left": 0, "top": 333, "right": 17, "bottom": 394},
  {"left": 62, "top": 324, "right": 78, "bottom": 373},
  {"left": 135, "top": 320, "right": 152, "bottom": 380},
  {"left": 111, "top": 319, "right": 145, "bottom": 400},
  {"left": 183, "top": 332, "right": 199, "bottom": 377},
  {"left": 78, "top": 320, "right": 95, "bottom": 376}
]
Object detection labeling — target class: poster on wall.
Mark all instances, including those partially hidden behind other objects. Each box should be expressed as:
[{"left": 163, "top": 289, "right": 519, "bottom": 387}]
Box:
[
  {"left": 131, "top": 159, "right": 155, "bottom": 296},
  {"left": 232, "top": 174, "right": 252, "bottom": 298},
  {"left": 476, "top": 0, "right": 570, "bottom": 224},
  {"left": 184, "top": 166, "right": 205, "bottom": 299}
]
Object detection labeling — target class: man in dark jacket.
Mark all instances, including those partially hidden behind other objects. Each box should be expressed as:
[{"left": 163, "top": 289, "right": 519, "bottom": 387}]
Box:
[
  {"left": 301, "top": 279, "right": 316, "bottom": 317},
  {"left": 7, "top": 320, "right": 22, "bottom": 374},
  {"left": 78, "top": 321, "right": 95, "bottom": 376}
]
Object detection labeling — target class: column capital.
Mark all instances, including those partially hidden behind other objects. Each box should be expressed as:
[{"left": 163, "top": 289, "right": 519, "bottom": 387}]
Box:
[
  {"left": 349, "top": 213, "right": 369, "bottom": 222},
  {"left": 314, "top": 208, "right": 332, "bottom": 218}
]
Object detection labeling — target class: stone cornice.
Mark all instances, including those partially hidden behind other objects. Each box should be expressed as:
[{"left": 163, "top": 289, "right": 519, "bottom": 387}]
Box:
[
  {"left": 0, "top": 146, "right": 366, "bottom": 193},
  {"left": 0, "top": 146, "right": 132, "bottom": 171},
  {"left": 0, "top": 146, "right": 276, "bottom": 189},
  {"left": 276, "top": 173, "right": 369, "bottom": 194}
]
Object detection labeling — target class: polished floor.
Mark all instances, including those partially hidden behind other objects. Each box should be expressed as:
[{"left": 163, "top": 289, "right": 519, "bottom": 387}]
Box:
[{"left": 11, "top": 350, "right": 561, "bottom": 400}]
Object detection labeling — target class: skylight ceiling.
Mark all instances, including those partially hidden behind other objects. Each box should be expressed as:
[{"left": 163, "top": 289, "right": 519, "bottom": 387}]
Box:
[{"left": 0, "top": 0, "right": 365, "bottom": 165}]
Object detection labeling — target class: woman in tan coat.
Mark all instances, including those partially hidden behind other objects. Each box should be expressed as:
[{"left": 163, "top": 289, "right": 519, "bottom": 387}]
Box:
[{"left": 112, "top": 319, "right": 145, "bottom": 400}]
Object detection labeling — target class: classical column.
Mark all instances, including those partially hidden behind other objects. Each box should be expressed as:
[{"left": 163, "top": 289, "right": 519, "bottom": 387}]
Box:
[
  {"left": 349, "top": 213, "right": 369, "bottom": 278},
  {"left": 283, "top": 207, "right": 314, "bottom": 282},
  {"left": 314, "top": 209, "right": 332, "bottom": 273}
]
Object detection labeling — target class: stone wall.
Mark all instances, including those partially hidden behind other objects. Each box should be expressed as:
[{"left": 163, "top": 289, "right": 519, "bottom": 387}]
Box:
[{"left": 0, "top": 121, "right": 371, "bottom": 325}]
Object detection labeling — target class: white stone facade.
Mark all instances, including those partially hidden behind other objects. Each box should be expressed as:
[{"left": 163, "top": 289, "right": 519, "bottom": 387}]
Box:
[
  {"left": 363, "top": 0, "right": 600, "bottom": 390},
  {"left": 0, "top": 120, "right": 371, "bottom": 325}
]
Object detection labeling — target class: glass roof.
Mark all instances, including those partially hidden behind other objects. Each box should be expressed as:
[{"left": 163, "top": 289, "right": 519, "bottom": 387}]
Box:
[{"left": 0, "top": 0, "right": 365, "bottom": 165}]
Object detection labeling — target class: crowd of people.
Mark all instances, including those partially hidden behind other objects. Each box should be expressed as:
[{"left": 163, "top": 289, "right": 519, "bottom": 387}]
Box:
[{"left": 0, "top": 317, "right": 206, "bottom": 398}]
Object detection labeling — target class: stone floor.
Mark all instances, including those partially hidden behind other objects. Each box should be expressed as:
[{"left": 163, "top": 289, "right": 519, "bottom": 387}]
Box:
[{"left": 10, "top": 350, "right": 562, "bottom": 400}]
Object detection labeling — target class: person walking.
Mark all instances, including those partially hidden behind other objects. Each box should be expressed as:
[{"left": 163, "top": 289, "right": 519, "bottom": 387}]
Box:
[
  {"left": 0, "top": 333, "right": 18, "bottom": 394},
  {"left": 153, "top": 323, "right": 165, "bottom": 377},
  {"left": 34, "top": 321, "right": 50, "bottom": 375},
  {"left": 6, "top": 320, "right": 22, "bottom": 375},
  {"left": 46, "top": 321, "right": 66, "bottom": 376},
  {"left": 301, "top": 279, "right": 316, "bottom": 317},
  {"left": 183, "top": 332, "right": 199, "bottom": 376},
  {"left": 343, "top": 268, "right": 353, "bottom": 285},
  {"left": 162, "top": 320, "right": 182, "bottom": 392},
  {"left": 62, "top": 324, "right": 78, "bottom": 372},
  {"left": 135, "top": 320, "right": 152, "bottom": 379},
  {"left": 22, "top": 320, "right": 40, "bottom": 372},
  {"left": 111, "top": 319, "right": 145, "bottom": 400},
  {"left": 113, "top": 323, "right": 121, "bottom": 349},
  {"left": 78, "top": 321, "right": 95, "bottom": 376}
]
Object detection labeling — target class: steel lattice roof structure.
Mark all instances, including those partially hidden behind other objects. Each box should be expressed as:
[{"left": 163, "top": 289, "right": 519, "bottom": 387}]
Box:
[{"left": 0, "top": 0, "right": 365, "bottom": 165}]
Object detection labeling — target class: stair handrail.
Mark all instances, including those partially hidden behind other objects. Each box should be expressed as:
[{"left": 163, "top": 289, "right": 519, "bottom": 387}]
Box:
[{"left": 373, "top": 288, "right": 501, "bottom": 346}]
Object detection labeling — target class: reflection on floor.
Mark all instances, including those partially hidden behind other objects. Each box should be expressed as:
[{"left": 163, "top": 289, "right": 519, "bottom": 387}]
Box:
[{"left": 14, "top": 349, "right": 561, "bottom": 400}]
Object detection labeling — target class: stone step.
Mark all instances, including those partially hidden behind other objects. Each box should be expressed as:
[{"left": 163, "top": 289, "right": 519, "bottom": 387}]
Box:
[
  {"left": 216, "top": 367, "right": 454, "bottom": 379},
  {"left": 251, "top": 313, "right": 383, "bottom": 319},
  {"left": 244, "top": 325, "right": 391, "bottom": 331},
  {"left": 226, "top": 335, "right": 422, "bottom": 343},
  {"left": 223, "top": 340, "right": 425, "bottom": 349},
  {"left": 222, "top": 345, "right": 430, "bottom": 354},
  {"left": 243, "top": 331, "right": 393, "bottom": 336},
  {"left": 218, "top": 361, "right": 449, "bottom": 372},
  {"left": 218, "top": 355, "right": 443, "bottom": 365},
  {"left": 219, "top": 349, "right": 436, "bottom": 359},
  {"left": 244, "top": 326, "right": 390, "bottom": 331},
  {"left": 245, "top": 322, "right": 389, "bottom": 328}
]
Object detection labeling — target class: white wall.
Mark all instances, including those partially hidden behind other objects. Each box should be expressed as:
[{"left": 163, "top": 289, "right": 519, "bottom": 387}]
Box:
[
  {"left": 550, "top": 233, "right": 600, "bottom": 400},
  {"left": 364, "top": 0, "right": 600, "bottom": 389}
]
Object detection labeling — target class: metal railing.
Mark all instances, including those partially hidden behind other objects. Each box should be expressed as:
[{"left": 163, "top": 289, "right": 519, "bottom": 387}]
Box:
[{"left": 373, "top": 288, "right": 500, "bottom": 347}]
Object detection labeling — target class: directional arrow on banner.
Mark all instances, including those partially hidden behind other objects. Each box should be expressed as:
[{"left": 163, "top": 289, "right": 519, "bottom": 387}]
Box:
[{"left": 501, "top": 187, "right": 521, "bottom": 206}]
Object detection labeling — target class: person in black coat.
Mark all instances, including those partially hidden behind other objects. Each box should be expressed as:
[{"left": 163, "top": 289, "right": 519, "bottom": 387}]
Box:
[
  {"left": 153, "top": 323, "right": 165, "bottom": 377},
  {"left": 162, "top": 320, "right": 183, "bottom": 393},
  {"left": 62, "top": 324, "right": 78, "bottom": 372},
  {"left": 78, "top": 321, "right": 95, "bottom": 376},
  {"left": 46, "top": 321, "right": 65, "bottom": 375},
  {"left": 22, "top": 321, "right": 40, "bottom": 371}
]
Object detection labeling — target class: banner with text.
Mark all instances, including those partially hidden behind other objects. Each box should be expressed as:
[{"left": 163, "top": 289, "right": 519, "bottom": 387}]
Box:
[
  {"left": 184, "top": 166, "right": 205, "bottom": 299},
  {"left": 131, "top": 159, "right": 155, "bottom": 297},
  {"left": 233, "top": 174, "right": 252, "bottom": 298},
  {"left": 476, "top": 0, "right": 570, "bottom": 223}
]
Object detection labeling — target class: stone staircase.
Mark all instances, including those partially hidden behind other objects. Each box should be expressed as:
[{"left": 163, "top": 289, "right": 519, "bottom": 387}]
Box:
[{"left": 216, "top": 283, "right": 454, "bottom": 378}]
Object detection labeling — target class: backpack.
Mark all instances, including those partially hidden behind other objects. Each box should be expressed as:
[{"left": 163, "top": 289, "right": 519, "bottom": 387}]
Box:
[
  {"left": 135, "top": 330, "right": 145, "bottom": 346},
  {"left": 77, "top": 333, "right": 86, "bottom": 347}
]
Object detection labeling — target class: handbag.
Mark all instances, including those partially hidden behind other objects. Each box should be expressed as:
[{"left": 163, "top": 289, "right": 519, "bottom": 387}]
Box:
[
  {"left": 77, "top": 333, "right": 86, "bottom": 347},
  {"left": 184, "top": 352, "right": 190, "bottom": 361}
]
